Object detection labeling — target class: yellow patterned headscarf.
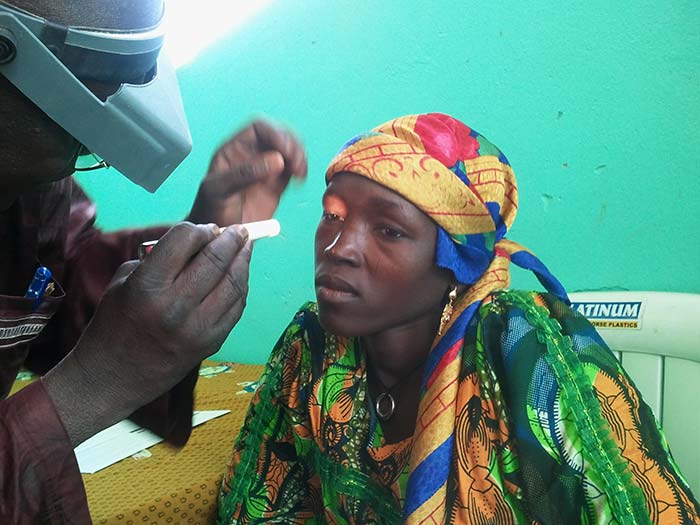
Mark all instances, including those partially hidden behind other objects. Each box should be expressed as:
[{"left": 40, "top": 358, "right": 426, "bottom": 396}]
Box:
[{"left": 327, "top": 113, "right": 516, "bottom": 238}]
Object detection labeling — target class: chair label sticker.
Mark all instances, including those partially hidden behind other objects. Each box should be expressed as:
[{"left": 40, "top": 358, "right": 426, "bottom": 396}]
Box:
[{"left": 570, "top": 301, "right": 644, "bottom": 329}]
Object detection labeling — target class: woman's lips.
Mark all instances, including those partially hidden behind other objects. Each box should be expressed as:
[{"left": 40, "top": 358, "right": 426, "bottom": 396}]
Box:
[{"left": 315, "top": 274, "right": 359, "bottom": 303}]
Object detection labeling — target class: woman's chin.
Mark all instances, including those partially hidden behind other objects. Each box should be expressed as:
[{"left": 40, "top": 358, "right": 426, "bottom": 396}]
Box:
[{"left": 316, "top": 305, "right": 363, "bottom": 338}]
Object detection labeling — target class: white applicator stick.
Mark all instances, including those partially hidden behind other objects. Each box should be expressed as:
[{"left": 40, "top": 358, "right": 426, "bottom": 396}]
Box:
[{"left": 234, "top": 218, "right": 281, "bottom": 241}]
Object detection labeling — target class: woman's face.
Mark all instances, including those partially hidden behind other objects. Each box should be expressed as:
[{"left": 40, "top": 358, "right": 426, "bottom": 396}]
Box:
[{"left": 314, "top": 172, "right": 452, "bottom": 337}]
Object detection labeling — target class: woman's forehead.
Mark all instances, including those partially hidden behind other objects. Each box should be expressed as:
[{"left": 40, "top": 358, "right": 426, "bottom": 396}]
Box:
[{"left": 324, "top": 172, "right": 434, "bottom": 224}]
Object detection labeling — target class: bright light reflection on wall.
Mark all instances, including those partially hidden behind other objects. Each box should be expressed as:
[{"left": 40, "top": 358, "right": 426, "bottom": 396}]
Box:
[{"left": 163, "top": 0, "right": 273, "bottom": 69}]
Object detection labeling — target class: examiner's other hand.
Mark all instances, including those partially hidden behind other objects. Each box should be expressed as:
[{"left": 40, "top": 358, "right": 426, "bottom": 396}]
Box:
[
  {"left": 43, "top": 222, "right": 252, "bottom": 446},
  {"left": 187, "top": 119, "right": 307, "bottom": 227}
]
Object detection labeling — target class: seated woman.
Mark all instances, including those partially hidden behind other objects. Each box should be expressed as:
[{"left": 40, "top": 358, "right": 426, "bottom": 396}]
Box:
[{"left": 217, "top": 113, "right": 700, "bottom": 524}]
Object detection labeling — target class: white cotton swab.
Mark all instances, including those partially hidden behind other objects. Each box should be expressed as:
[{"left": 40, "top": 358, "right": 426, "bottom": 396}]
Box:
[{"left": 236, "top": 218, "right": 281, "bottom": 240}]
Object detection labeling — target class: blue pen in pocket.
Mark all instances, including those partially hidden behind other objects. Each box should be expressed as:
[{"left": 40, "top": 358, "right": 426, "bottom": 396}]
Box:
[{"left": 25, "top": 266, "right": 52, "bottom": 311}]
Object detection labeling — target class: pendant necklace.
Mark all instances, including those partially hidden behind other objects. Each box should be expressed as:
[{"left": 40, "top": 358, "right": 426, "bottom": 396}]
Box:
[{"left": 370, "top": 360, "right": 425, "bottom": 422}]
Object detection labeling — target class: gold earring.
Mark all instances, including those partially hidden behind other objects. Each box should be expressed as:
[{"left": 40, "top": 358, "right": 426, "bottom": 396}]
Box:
[{"left": 438, "top": 286, "right": 458, "bottom": 336}]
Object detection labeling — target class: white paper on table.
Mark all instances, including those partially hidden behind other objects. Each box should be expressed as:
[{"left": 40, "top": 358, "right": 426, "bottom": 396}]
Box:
[{"left": 75, "top": 409, "right": 230, "bottom": 474}]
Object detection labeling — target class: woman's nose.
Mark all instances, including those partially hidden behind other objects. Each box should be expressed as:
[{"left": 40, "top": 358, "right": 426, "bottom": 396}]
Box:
[{"left": 323, "top": 227, "right": 362, "bottom": 266}]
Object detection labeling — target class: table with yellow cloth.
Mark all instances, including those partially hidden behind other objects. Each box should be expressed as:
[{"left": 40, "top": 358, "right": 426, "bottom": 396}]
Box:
[{"left": 11, "top": 361, "right": 264, "bottom": 525}]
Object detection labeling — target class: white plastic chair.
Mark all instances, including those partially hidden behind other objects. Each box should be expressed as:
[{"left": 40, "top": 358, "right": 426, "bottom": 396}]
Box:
[{"left": 568, "top": 291, "right": 700, "bottom": 498}]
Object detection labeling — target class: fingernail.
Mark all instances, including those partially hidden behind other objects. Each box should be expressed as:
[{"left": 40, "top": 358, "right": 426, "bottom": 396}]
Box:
[
  {"left": 266, "top": 151, "right": 285, "bottom": 172},
  {"left": 209, "top": 223, "right": 222, "bottom": 236},
  {"left": 241, "top": 227, "right": 250, "bottom": 243}
]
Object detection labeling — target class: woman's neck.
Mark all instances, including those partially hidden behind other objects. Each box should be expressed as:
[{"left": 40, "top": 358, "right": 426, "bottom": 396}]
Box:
[{"left": 360, "top": 306, "right": 442, "bottom": 387}]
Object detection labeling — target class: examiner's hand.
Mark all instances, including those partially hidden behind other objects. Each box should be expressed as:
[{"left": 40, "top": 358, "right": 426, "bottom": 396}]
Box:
[
  {"left": 187, "top": 119, "right": 307, "bottom": 227},
  {"left": 43, "top": 222, "right": 252, "bottom": 446}
]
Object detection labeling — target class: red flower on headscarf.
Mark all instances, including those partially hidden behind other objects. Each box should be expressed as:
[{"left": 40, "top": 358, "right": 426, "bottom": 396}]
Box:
[{"left": 414, "top": 113, "right": 480, "bottom": 168}]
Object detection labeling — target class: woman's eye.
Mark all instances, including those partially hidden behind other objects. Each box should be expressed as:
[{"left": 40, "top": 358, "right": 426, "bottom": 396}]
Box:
[
  {"left": 322, "top": 212, "right": 343, "bottom": 222},
  {"left": 379, "top": 226, "right": 404, "bottom": 239}
]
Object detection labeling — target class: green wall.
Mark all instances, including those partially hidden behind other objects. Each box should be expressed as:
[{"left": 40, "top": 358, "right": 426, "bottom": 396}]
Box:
[{"left": 77, "top": 0, "right": 700, "bottom": 364}]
